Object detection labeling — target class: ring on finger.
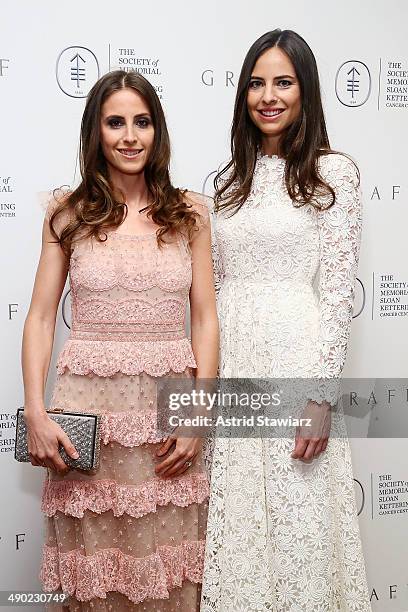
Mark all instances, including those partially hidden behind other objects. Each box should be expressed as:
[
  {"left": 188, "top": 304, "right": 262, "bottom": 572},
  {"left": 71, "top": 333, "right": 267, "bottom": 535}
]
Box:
[{"left": 184, "top": 460, "right": 193, "bottom": 468}]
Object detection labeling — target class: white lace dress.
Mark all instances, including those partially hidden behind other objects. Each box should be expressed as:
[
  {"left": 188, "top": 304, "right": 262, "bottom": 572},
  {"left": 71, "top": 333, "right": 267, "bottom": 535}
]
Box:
[{"left": 200, "top": 153, "right": 371, "bottom": 611}]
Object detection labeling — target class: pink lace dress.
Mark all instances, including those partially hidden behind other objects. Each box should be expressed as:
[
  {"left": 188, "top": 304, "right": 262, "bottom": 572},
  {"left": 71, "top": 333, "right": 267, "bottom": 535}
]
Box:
[{"left": 39, "top": 198, "right": 210, "bottom": 611}]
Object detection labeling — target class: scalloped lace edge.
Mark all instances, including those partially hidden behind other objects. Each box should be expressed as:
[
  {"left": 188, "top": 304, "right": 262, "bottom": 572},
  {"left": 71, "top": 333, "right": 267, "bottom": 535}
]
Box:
[
  {"left": 41, "top": 473, "right": 210, "bottom": 519},
  {"left": 100, "top": 411, "right": 166, "bottom": 447},
  {"left": 56, "top": 338, "right": 197, "bottom": 378},
  {"left": 39, "top": 540, "right": 205, "bottom": 603}
]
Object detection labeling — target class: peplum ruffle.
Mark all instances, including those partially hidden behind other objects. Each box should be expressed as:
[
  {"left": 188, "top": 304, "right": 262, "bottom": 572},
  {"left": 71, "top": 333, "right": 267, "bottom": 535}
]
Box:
[{"left": 56, "top": 337, "right": 197, "bottom": 378}]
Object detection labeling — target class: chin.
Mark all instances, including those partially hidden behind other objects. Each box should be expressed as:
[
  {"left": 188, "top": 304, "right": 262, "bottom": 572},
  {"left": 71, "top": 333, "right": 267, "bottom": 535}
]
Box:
[
  {"left": 121, "top": 166, "right": 145, "bottom": 175},
  {"left": 258, "top": 126, "right": 283, "bottom": 137}
]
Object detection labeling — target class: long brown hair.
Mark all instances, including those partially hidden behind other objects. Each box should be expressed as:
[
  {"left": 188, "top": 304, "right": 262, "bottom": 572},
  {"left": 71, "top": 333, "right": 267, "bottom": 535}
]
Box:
[
  {"left": 49, "top": 70, "right": 198, "bottom": 255},
  {"left": 215, "top": 29, "right": 354, "bottom": 215}
]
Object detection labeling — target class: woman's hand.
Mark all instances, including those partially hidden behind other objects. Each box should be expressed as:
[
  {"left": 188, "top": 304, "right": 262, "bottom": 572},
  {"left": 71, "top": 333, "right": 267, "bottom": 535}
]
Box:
[
  {"left": 291, "top": 400, "right": 331, "bottom": 461},
  {"left": 25, "top": 411, "right": 79, "bottom": 475},
  {"left": 154, "top": 434, "right": 203, "bottom": 479}
]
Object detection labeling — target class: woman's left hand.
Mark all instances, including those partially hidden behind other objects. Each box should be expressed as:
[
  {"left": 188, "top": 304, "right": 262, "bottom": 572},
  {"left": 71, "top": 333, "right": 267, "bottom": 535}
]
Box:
[
  {"left": 154, "top": 434, "right": 202, "bottom": 478},
  {"left": 291, "top": 400, "right": 331, "bottom": 461}
]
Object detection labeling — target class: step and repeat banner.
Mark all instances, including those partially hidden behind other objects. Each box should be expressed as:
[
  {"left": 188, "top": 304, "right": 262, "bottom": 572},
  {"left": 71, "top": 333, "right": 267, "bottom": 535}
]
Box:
[{"left": 1, "top": 0, "right": 407, "bottom": 609}]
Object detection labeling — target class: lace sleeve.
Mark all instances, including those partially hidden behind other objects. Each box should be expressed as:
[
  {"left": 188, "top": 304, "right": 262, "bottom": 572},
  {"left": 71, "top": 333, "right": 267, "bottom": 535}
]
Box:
[{"left": 311, "top": 154, "right": 362, "bottom": 401}]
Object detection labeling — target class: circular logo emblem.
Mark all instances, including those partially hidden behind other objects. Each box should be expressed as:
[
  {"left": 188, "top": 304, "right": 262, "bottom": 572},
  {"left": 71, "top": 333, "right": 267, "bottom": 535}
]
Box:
[
  {"left": 353, "top": 278, "right": 366, "bottom": 319},
  {"left": 56, "top": 46, "right": 100, "bottom": 98},
  {"left": 335, "top": 61, "right": 371, "bottom": 107},
  {"left": 353, "top": 478, "right": 365, "bottom": 516},
  {"left": 61, "top": 289, "right": 71, "bottom": 329},
  {"left": 202, "top": 170, "right": 217, "bottom": 196}
]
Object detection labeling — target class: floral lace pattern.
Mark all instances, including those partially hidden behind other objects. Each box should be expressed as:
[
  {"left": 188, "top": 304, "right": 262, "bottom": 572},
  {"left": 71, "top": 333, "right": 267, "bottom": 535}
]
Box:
[
  {"left": 40, "top": 540, "right": 205, "bottom": 603},
  {"left": 201, "top": 154, "right": 371, "bottom": 611},
  {"left": 42, "top": 195, "right": 211, "bottom": 610},
  {"left": 44, "top": 195, "right": 209, "bottom": 378},
  {"left": 70, "top": 251, "right": 191, "bottom": 293},
  {"left": 56, "top": 337, "right": 197, "bottom": 377},
  {"left": 42, "top": 473, "right": 210, "bottom": 519},
  {"left": 100, "top": 411, "right": 166, "bottom": 447}
]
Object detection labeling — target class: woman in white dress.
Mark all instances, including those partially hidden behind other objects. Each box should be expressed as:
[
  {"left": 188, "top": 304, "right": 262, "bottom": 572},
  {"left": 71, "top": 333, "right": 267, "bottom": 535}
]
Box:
[{"left": 201, "top": 29, "right": 371, "bottom": 611}]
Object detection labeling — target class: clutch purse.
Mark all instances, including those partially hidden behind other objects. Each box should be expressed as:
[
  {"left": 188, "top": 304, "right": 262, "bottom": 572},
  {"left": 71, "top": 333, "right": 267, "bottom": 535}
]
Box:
[{"left": 14, "top": 407, "right": 102, "bottom": 471}]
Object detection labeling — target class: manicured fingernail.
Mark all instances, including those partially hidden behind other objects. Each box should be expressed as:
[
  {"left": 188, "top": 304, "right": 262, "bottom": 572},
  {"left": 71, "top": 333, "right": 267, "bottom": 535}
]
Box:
[{"left": 72, "top": 452, "right": 79, "bottom": 459}]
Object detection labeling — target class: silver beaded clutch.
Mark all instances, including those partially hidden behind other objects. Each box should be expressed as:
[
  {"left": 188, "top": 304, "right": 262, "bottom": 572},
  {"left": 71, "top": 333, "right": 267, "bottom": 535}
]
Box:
[{"left": 14, "top": 408, "right": 102, "bottom": 471}]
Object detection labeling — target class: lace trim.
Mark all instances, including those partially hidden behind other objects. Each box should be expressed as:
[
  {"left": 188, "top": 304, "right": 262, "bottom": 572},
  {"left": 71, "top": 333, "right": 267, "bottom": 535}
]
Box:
[
  {"left": 74, "top": 297, "right": 186, "bottom": 327},
  {"left": 40, "top": 540, "right": 205, "bottom": 603},
  {"left": 70, "top": 258, "right": 191, "bottom": 293},
  {"left": 100, "top": 411, "right": 166, "bottom": 447},
  {"left": 56, "top": 337, "right": 197, "bottom": 377},
  {"left": 41, "top": 473, "right": 209, "bottom": 519}
]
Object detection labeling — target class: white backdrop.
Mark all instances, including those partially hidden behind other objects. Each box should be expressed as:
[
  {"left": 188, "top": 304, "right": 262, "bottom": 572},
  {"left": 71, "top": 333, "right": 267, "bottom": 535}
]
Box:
[{"left": 1, "top": 0, "right": 408, "bottom": 609}]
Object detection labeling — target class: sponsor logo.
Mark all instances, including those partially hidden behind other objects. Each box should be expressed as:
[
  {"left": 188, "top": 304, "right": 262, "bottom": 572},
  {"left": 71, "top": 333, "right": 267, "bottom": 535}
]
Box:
[
  {"left": 0, "top": 58, "right": 9, "bottom": 76},
  {"left": 382, "top": 59, "right": 408, "bottom": 109},
  {"left": 61, "top": 289, "right": 71, "bottom": 329},
  {"left": 353, "top": 478, "right": 365, "bottom": 515},
  {"left": 0, "top": 175, "right": 16, "bottom": 218},
  {"left": 202, "top": 170, "right": 217, "bottom": 196},
  {"left": 109, "top": 46, "right": 163, "bottom": 99},
  {"left": 353, "top": 278, "right": 366, "bottom": 318},
  {"left": 0, "top": 412, "right": 16, "bottom": 456},
  {"left": 201, "top": 69, "right": 236, "bottom": 87},
  {"left": 335, "top": 60, "right": 371, "bottom": 107},
  {"left": 56, "top": 46, "right": 100, "bottom": 98}
]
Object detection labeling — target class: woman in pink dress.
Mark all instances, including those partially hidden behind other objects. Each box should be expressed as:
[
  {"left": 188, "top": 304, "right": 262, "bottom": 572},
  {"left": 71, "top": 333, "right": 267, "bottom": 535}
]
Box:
[{"left": 21, "top": 70, "right": 219, "bottom": 611}]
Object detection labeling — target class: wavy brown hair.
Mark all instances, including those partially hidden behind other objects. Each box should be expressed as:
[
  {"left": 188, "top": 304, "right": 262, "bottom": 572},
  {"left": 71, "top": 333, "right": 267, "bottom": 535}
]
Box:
[
  {"left": 215, "top": 29, "right": 358, "bottom": 215},
  {"left": 49, "top": 70, "right": 199, "bottom": 255}
]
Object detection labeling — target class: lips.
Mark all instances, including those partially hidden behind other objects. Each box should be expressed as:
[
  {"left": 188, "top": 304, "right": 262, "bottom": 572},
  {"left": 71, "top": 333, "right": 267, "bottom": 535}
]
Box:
[
  {"left": 117, "top": 149, "right": 143, "bottom": 159},
  {"left": 258, "top": 109, "right": 285, "bottom": 117}
]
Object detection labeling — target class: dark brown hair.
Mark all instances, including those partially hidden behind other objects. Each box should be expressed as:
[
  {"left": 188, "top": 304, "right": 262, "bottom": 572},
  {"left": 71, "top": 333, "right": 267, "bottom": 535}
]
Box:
[
  {"left": 49, "top": 70, "right": 198, "bottom": 255},
  {"left": 215, "top": 29, "right": 354, "bottom": 215}
]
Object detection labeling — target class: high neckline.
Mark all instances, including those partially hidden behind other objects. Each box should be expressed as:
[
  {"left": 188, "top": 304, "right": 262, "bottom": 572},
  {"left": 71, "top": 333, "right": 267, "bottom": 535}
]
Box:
[
  {"left": 256, "top": 150, "right": 286, "bottom": 167},
  {"left": 256, "top": 149, "right": 285, "bottom": 161}
]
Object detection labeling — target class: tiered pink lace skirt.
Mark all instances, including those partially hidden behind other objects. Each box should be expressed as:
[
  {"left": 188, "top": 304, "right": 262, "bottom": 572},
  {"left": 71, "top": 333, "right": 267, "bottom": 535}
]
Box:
[{"left": 39, "top": 365, "right": 209, "bottom": 611}]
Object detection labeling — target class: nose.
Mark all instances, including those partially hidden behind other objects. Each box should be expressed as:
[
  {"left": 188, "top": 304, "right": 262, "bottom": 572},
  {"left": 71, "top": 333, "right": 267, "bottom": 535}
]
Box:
[
  {"left": 124, "top": 123, "right": 137, "bottom": 144},
  {"left": 262, "top": 83, "right": 278, "bottom": 106}
]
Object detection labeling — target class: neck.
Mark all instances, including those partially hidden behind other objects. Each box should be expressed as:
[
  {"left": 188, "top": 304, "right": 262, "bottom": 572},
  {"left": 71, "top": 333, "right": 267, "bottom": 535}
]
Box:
[
  {"left": 261, "top": 135, "right": 280, "bottom": 157},
  {"left": 108, "top": 166, "right": 150, "bottom": 210}
]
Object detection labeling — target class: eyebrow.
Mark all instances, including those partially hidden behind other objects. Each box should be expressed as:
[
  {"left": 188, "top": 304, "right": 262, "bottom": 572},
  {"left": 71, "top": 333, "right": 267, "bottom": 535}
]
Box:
[
  {"left": 250, "top": 74, "right": 295, "bottom": 80},
  {"left": 104, "top": 113, "right": 151, "bottom": 120}
]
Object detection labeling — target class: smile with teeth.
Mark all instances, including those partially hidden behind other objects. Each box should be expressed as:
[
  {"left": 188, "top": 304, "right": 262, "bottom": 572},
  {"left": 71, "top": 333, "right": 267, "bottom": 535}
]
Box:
[
  {"left": 117, "top": 149, "right": 143, "bottom": 158},
  {"left": 258, "top": 109, "right": 285, "bottom": 117}
]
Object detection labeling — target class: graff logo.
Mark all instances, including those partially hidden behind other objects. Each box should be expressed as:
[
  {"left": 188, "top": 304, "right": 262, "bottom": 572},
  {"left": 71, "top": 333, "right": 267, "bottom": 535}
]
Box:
[
  {"left": 61, "top": 289, "right": 71, "bottom": 329},
  {"left": 335, "top": 61, "right": 371, "bottom": 107},
  {"left": 353, "top": 478, "right": 365, "bottom": 516},
  {"left": 56, "top": 46, "right": 100, "bottom": 98},
  {"left": 0, "top": 59, "right": 9, "bottom": 76},
  {"left": 201, "top": 70, "right": 235, "bottom": 87}
]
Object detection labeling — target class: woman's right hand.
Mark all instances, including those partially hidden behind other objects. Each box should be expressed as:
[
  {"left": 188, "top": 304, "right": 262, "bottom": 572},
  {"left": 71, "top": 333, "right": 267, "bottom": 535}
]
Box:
[{"left": 24, "top": 411, "right": 79, "bottom": 475}]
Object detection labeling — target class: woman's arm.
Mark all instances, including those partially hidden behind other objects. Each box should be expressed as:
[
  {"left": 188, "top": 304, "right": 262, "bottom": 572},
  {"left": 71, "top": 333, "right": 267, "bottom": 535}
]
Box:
[
  {"left": 155, "top": 193, "right": 219, "bottom": 478},
  {"left": 292, "top": 154, "right": 362, "bottom": 461},
  {"left": 22, "top": 198, "right": 79, "bottom": 473},
  {"left": 312, "top": 153, "right": 362, "bottom": 383},
  {"left": 189, "top": 195, "right": 220, "bottom": 379}
]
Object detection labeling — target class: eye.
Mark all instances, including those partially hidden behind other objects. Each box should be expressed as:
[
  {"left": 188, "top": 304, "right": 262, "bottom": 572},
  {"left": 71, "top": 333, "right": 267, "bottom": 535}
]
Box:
[
  {"left": 107, "top": 118, "right": 123, "bottom": 128},
  {"left": 135, "top": 117, "right": 151, "bottom": 128},
  {"left": 277, "top": 79, "right": 292, "bottom": 88},
  {"left": 248, "top": 79, "right": 263, "bottom": 90}
]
